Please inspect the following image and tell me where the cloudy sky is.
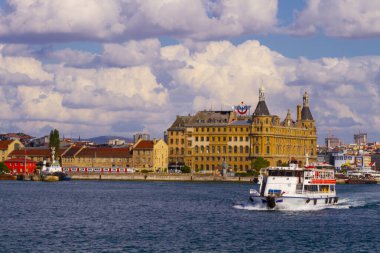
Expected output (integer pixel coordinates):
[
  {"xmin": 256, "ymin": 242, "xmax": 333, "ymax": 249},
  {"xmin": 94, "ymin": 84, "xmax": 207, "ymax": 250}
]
[{"xmin": 0, "ymin": 0, "xmax": 379, "ymax": 144}]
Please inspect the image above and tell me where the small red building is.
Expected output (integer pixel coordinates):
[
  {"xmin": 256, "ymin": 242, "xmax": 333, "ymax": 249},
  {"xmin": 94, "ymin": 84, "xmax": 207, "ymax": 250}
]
[{"xmin": 4, "ymin": 158, "xmax": 37, "ymax": 174}]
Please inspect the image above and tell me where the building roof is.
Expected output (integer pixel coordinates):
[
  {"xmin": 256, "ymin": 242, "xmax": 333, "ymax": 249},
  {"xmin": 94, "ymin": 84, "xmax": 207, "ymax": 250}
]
[
  {"xmin": 168, "ymin": 115, "xmax": 192, "ymax": 130},
  {"xmin": 9, "ymin": 148, "xmax": 66, "ymax": 157},
  {"xmin": 62, "ymin": 146, "xmax": 83, "ymax": 157},
  {"xmin": 4, "ymin": 157, "xmax": 36, "ymax": 163},
  {"xmin": 253, "ymin": 101, "xmax": 270, "ymax": 116},
  {"xmin": 134, "ymin": 140, "xmax": 154, "ymax": 150},
  {"xmin": 0, "ymin": 140, "xmax": 14, "ymax": 150},
  {"xmin": 228, "ymin": 119, "xmax": 252, "ymax": 126},
  {"xmin": 76, "ymin": 147, "xmax": 132, "ymax": 158},
  {"xmin": 301, "ymin": 106, "xmax": 314, "ymax": 120}
]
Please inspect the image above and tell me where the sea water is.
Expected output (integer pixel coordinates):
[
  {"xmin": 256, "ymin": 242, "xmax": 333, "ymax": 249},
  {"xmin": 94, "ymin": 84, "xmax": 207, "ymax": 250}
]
[{"xmin": 0, "ymin": 181, "xmax": 379, "ymax": 252}]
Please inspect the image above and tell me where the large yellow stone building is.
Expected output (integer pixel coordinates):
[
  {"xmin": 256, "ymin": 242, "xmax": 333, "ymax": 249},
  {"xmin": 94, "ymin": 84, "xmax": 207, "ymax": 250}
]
[{"xmin": 167, "ymin": 87, "xmax": 317, "ymax": 172}]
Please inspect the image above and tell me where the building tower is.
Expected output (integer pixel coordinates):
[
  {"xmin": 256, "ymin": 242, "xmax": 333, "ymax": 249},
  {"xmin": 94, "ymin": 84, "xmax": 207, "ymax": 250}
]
[{"xmin": 300, "ymin": 91, "xmax": 316, "ymax": 156}]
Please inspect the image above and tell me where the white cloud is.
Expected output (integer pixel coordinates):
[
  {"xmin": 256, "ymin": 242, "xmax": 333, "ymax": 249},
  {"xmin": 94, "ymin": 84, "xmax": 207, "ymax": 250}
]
[
  {"xmin": 0, "ymin": 0, "xmax": 278, "ymax": 42},
  {"xmin": 102, "ymin": 39, "xmax": 161, "ymax": 66},
  {"xmin": 48, "ymin": 48, "xmax": 96, "ymax": 67},
  {"xmin": 289, "ymin": 0, "xmax": 380, "ymax": 38},
  {"xmin": 0, "ymin": 39, "xmax": 379, "ymax": 142}
]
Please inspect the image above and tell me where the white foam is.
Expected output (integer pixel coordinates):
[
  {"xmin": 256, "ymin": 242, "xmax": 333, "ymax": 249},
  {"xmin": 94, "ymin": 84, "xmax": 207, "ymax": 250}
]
[{"xmin": 233, "ymin": 198, "xmax": 355, "ymax": 212}]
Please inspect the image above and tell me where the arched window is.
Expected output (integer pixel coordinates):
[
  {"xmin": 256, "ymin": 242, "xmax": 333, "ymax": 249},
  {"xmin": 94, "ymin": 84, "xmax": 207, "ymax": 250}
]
[
  {"xmin": 195, "ymin": 146, "xmax": 199, "ymax": 153},
  {"xmin": 255, "ymin": 146, "xmax": 259, "ymax": 154},
  {"xmin": 228, "ymin": 146, "xmax": 232, "ymax": 153},
  {"xmin": 206, "ymin": 146, "xmax": 209, "ymax": 153},
  {"xmin": 200, "ymin": 146, "xmax": 204, "ymax": 153},
  {"xmin": 245, "ymin": 146, "xmax": 249, "ymax": 153},
  {"xmin": 239, "ymin": 146, "xmax": 243, "ymax": 153},
  {"xmin": 234, "ymin": 146, "xmax": 237, "ymax": 153}
]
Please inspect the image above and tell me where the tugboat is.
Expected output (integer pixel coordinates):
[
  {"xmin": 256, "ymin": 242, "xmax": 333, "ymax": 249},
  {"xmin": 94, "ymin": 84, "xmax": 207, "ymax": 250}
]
[
  {"xmin": 41, "ymin": 147, "xmax": 70, "ymax": 182},
  {"xmin": 249, "ymin": 156, "xmax": 338, "ymax": 209}
]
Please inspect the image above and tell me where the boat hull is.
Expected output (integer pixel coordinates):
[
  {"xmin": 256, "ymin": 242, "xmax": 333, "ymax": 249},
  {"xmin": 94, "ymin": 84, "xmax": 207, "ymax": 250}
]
[
  {"xmin": 249, "ymin": 195, "xmax": 339, "ymax": 210},
  {"xmin": 42, "ymin": 175, "xmax": 60, "ymax": 182},
  {"xmin": 0, "ymin": 174, "xmax": 17, "ymax": 180}
]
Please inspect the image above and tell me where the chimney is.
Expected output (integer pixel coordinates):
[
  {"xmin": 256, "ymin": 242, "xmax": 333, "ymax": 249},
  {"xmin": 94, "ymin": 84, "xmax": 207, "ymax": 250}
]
[{"xmin": 297, "ymin": 104, "xmax": 301, "ymax": 121}]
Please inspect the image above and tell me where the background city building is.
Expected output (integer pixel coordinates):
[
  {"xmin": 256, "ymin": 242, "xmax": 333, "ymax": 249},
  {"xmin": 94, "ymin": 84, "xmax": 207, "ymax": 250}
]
[{"xmin": 354, "ymin": 132, "xmax": 367, "ymax": 146}]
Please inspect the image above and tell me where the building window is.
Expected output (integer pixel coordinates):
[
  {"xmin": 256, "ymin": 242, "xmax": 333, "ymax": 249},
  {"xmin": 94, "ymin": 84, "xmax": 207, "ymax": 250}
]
[
  {"xmin": 239, "ymin": 146, "xmax": 243, "ymax": 153},
  {"xmin": 245, "ymin": 146, "xmax": 249, "ymax": 153},
  {"xmin": 195, "ymin": 146, "xmax": 198, "ymax": 153},
  {"xmin": 234, "ymin": 146, "xmax": 237, "ymax": 153},
  {"xmin": 255, "ymin": 146, "xmax": 259, "ymax": 154},
  {"xmin": 266, "ymin": 146, "xmax": 270, "ymax": 154}
]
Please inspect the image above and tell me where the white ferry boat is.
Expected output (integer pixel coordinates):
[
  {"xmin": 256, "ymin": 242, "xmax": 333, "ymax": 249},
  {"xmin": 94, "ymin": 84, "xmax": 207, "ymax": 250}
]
[{"xmin": 249, "ymin": 160, "xmax": 339, "ymax": 209}]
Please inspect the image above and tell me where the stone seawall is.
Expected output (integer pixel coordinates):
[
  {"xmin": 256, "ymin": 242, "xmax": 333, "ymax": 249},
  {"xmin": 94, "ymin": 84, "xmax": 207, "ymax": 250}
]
[{"xmin": 70, "ymin": 173, "xmax": 253, "ymax": 182}]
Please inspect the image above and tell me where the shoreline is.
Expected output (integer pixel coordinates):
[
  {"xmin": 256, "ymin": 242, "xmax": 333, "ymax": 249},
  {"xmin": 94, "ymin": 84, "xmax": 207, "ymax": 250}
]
[{"xmin": 69, "ymin": 173, "xmax": 254, "ymax": 182}]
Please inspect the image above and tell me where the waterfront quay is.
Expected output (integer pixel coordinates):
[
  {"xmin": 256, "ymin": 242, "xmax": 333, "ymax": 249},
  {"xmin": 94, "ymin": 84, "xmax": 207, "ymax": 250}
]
[{"xmin": 69, "ymin": 172, "xmax": 253, "ymax": 182}]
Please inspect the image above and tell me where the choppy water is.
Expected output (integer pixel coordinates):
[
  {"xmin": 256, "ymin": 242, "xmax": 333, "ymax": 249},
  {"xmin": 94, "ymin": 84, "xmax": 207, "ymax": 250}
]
[{"xmin": 0, "ymin": 181, "xmax": 379, "ymax": 252}]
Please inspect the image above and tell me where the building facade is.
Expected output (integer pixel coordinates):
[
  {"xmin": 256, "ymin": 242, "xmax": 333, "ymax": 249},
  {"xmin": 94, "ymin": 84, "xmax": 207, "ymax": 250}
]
[
  {"xmin": 61, "ymin": 146, "xmax": 133, "ymax": 169},
  {"xmin": 354, "ymin": 133, "xmax": 367, "ymax": 146},
  {"xmin": 4, "ymin": 157, "xmax": 36, "ymax": 174},
  {"xmin": 167, "ymin": 87, "xmax": 317, "ymax": 172},
  {"xmin": 325, "ymin": 136, "xmax": 341, "ymax": 150},
  {"xmin": 0, "ymin": 140, "xmax": 24, "ymax": 162},
  {"xmin": 132, "ymin": 139, "xmax": 168, "ymax": 171}
]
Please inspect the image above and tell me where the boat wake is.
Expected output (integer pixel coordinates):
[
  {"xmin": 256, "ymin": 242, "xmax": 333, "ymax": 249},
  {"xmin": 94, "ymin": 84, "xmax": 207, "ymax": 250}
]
[{"xmin": 233, "ymin": 197, "xmax": 369, "ymax": 212}]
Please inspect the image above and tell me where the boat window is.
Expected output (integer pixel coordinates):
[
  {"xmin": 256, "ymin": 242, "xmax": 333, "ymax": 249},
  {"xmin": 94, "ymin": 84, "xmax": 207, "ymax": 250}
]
[
  {"xmin": 330, "ymin": 185, "xmax": 335, "ymax": 192},
  {"xmin": 268, "ymin": 170, "xmax": 279, "ymax": 176},
  {"xmin": 304, "ymin": 185, "xmax": 318, "ymax": 192},
  {"xmin": 285, "ymin": 171, "xmax": 293, "ymax": 177},
  {"xmin": 320, "ymin": 185, "xmax": 329, "ymax": 192}
]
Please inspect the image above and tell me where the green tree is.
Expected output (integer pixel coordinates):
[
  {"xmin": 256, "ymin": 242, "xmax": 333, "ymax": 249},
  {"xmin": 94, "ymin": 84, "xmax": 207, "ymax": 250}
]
[
  {"xmin": 180, "ymin": 165, "xmax": 191, "ymax": 174},
  {"xmin": 0, "ymin": 162, "xmax": 9, "ymax": 174},
  {"xmin": 251, "ymin": 157, "xmax": 270, "ymax": 176},
  {"xmin": 49, "ymin": 129, "xmax": 60, "ymax": 159}
]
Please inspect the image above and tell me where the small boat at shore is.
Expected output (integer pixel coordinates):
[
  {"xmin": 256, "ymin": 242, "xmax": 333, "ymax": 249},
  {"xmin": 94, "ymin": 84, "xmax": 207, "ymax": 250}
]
[
  {"xmin": 42, "ymin": 175, "xmax": 60, "ymax": 182},
  {"xmin": 0, "ymin": 174, "xmax": 17, "ymax": 180},
  {"xmin": 249, "ymin": 158, "xmax": 338, "ymax": 209}
]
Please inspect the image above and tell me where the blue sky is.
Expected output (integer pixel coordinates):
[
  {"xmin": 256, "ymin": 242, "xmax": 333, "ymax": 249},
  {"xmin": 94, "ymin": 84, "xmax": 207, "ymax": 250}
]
[{"xmin": 0, "ymin": 0, "xmax": 379, "ymax": 145}]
